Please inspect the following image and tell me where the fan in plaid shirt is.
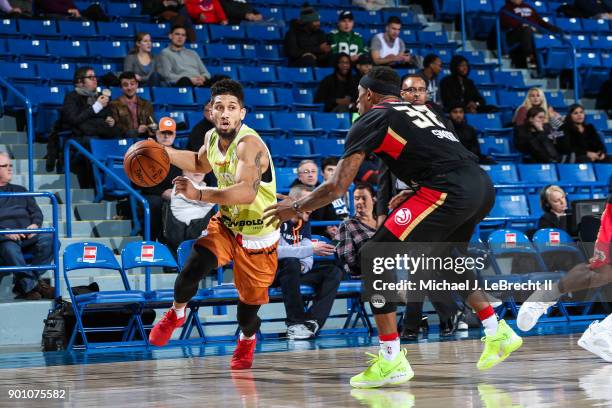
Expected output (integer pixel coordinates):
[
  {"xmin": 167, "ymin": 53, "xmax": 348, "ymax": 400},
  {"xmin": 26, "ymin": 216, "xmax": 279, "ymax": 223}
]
[{"xmin": 336, "ymin": 183, "xmax": 377, "ymax": 277}]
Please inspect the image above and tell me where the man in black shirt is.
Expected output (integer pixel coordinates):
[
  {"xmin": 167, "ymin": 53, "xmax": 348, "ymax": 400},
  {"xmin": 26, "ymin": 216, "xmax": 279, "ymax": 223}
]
[{"xmin": 265, "ymin": 67, "xmax": 522, "ymax": 388}]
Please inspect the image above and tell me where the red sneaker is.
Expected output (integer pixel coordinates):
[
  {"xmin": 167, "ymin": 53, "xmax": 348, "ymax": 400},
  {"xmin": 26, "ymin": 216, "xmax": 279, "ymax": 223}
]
[
  {"xmin": 230, "ymin": 337, "xmax": 257, "ymax": 370},
  {"xmin": 149, "ymin": 308, "xmax": 185, "ymax": 346}
]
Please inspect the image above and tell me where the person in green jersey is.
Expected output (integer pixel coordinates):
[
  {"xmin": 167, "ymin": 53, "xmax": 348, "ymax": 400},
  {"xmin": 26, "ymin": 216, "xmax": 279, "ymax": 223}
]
[
  {"xmin": 149, "ymin": 79, "xmax": 279, "ymax": 371},
  {"xmin": 328, "ymin": 11, "xmax": 366, "ymax": 64}
]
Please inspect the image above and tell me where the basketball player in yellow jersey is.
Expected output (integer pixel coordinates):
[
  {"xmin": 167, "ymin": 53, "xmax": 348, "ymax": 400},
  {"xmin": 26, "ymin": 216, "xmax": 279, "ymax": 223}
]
[{"xmin": 149, "ymin": 79, "xmax": 279, "ymax": 370}]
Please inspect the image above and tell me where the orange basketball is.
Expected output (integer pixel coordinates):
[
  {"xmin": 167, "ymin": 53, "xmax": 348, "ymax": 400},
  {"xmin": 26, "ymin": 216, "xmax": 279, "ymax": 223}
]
[{"xmin": 123, "ymin": 140, "xmax": 170, "ymax": 187}]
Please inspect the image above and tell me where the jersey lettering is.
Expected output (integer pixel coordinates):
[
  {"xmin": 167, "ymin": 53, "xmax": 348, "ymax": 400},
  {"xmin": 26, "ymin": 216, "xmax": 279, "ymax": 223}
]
[
  {"xmin": 393, "ymin": 105, "xmax": 446, "ymax": 129},
  {"xmin": 338, "ymin": 42, "xmax": 359, "ymax": 56}
]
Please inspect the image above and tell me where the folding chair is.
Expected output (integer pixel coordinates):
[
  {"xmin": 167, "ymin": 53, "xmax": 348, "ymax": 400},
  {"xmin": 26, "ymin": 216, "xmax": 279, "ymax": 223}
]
[{"xmin": 63, "ymin": 242, "xmax": 148, "ymax": 349}]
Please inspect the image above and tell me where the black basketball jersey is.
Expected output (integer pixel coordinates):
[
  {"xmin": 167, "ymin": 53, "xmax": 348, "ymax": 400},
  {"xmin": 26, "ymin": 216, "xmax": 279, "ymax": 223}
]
[{"xmin": 343, "ymin": 101, "xmax": 478, "ymax": 188}]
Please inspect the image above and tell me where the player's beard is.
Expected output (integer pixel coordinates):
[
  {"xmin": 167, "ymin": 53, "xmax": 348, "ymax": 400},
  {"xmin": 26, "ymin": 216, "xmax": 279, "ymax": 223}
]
[{"xmin": 217, "ymin": 127, "xmax": 238, "ymax": 141}]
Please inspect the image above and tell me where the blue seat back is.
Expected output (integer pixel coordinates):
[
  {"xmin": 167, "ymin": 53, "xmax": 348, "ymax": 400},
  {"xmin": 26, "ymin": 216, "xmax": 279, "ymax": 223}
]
[
  {"xmin": 479, "ymin": 138, "xmax": 512, "ymax": 155},
  {"xmin": 121, "ymin": 241, "xmax": 178, "ymax": 270},
  {"xmin": 177, "ymin": 239, "xmax": 196, "ymax": 271},
  {"xmin": 595, "ymin": 163, "xmax": 612, "ymax": 184},
  {"xmin": 275, "ymin": 167, "xmax": 298, "ymax": 192},
  {"xmin": 312, "ymin": 138, "xmax": 346, "ymax": 156},
  {"xmin": 481, "ymin": 164, "xmax": 519, "ymax": 184},
  {"xmin": 487, "ymin": 229, "xmax": 533, "ymax": 254},
  {"xmin": 272, "ymin": 112, "xmax": 314, "ymax": 131},
  {"xmin": 489, "ymin": 194, "xmax": 529, "ymax": 217},
  {"xmin": 518, "ymin": 164, "xmax": 558, "ymax": 183},
  {"xmin": 63, "ymin": 242, "xmax": 121, "ymax": 272},
  {"xmin": 58, "ymin": 20, "xmax": 98, "ymax": 37},
  {"xmin": 558, "ymin": 163, "xmax": 597, "ymax": 183}
]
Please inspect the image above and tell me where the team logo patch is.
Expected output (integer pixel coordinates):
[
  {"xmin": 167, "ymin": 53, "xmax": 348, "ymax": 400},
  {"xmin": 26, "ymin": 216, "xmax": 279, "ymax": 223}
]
[
  {"xmin": 394, "ymin": 208, "xmax": 412, "ymax": 226},
  {"xmin": 83, "ymin": 246, "xmax": 97, "ymax": 263},
  {"xmin": 140, "ymin": 244, "xmax": 154, "ymax": 261}
]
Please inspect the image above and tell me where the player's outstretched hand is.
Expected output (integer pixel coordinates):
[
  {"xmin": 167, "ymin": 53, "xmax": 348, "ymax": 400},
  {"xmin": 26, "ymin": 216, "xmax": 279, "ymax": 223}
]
[
  {"xmin": 173, "ymin": 176, "xmax": 199, "ymax": 201},
  {"xmin": 263, "ymin": 196, "xmax": 297, "ymax": 227}
]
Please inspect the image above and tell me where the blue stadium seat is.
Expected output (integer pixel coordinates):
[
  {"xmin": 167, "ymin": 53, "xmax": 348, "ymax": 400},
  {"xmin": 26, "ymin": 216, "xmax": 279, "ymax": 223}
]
[
  {"xmin": 18, "ymin": 19, "xmax": 60, "ymax": 38},
  {"xmin": 90, "ymin": 138, "xmax": 135, "ymax": 201},
  {"xmin": 121, "ymin": 241, "xmax": 178, "ymax": 295},
  {"xmin": 556, "ymin": 17, "xmax": 583, "ymax": 33},
  {"xmin": 575, "ymin": 51, "xmax": 601, "ymax": 69},
  {"xmin": 433, "ymin": 0, "xmax": 461, "ymax": 21},
  {"xmin": 255, "ymin": 44, "xmax": 285, "ymax": 65},
  {"xmin": 269, "ymin": 138, "xmax": 318, "ymax": 166},
  {"xmin": 497, "ymin": 90, "xmax": 527, "ymax": 109},
  {"xmin": 466, "ymin": 113, "xmax": 503, "ymax": 132},
  {"xmin": 312, "ymin": 112, "xmax": 351, "ymax": 138},
  {"xmin": 193, "ymin": 88, "xmax": 211, "ymax": 105},
  {"xmin": 152, "ymin": 87, "xmax": 195, "ymax": 110},
  {"xmin": 478, "ymin": 137, "xmax": 514, "ymax": 156},
  {"xmin": 582, "ymin": 18, "xmax": 610, "ymax": 33},
  {"xmin": 469, "ymin": 69, "xmax": 493, "ymax": 85},
  {"xmin": 480, "ymin": 89, "xmax": 498, "ymax": 106},
  {"xmin": 246, "ymin": 25, "xmax": 283, "ymax": 43},
  {"xmin": 518, "ymin": 163, "xmax": 558, "ymax": 184},
  {"xmin": 532, "ymin": 228, "xmax": 586, "ymax": 272},
  {"xmin": 97, "ymin": 21, "xmax": 135, "ymax": 40},
  {"xmin": 63, "ymin": 242, "xmax": 147, "ymax": 350},
  {"xmin": 528, "ymin": 194, "xmax": 544, "ymax": 218},
  {"xmin": 488, "ymin": 195, "xmax": 530, "ymax": 218},
  {"xmin": 487, "ymin": 229, "xmax": 548, "ymax": 276},
  {"xmin": 595, "ymin": 163, "xmax": 612, "ymax": 184},
  {"xmin": 292, "ymin": 88, "xmax": 324, "ymax": 111},
  {"xmin": 8, "ymin": 39, "xmax": 48, "ymax": 59},
  {"xmin": 564, "ymin": 34, "xmax": 591, "ymax": 49},
  {"xmin": 0, "ymin": 18, "xmax": 18, "ymax": 37},
  {"xmin": 244, "ymin": 88, "xmax": 285, "ymax": 111},
  {"xmin": 88, "ymin": 40, "xmax": 128, "ymax": 60},
  {"xmin": 58, "ymin": 20, "xmax": 98, "ymax": 38},
  {"xmin": 275, "ymin": 167, "xmax": 298, "ymax": 193},
  {"xmin": 272, "ymin": 112, "xmax": 324, "ymax": 137},
  {"xmin": 245, "ymin": 112, "xmax": 282, "ymax": 136},
  {"xmin": 557, "ymin": 163, "xmax": 598, "ymax": 185},
  {"xmin": 242, "ymin": 44, "xmax": 257, "ymax": 60},
  {"xmin": 590, "ymin": 34, "xmax": 612, "ymax": 50},
  {"xmin": 205, "ymin": 43, "xmax": 243, "ymax": 64},
  {"xmin": 381, "ymin": 9, "xmax": 415, "ymax": 25},
  {"xmin": 48, "ymin": 39, "xmax": 89, "ymax": 61},
  {"xmin": 311, "ymin": 138, "xmax": 345, "ymax": 157},
  {"xmin": 259, "ymin": 6, "xmax": 284, "ymax": 21},
  {"xmin": 314, "ymin": 67, "xmax": 333, "ymax": 81},
  {"xmin": 357, "ymin": 10, "xmax": 385, "ymax": 25},
  {"xmin": 209, "ymin": 25, "xmax": 247, "ymax": 42},
  {"xmin": 544, "ymin": 91, "xmax": 566, "ymax": 109},
  {"xmin": 273, "ymin": 87, "xmax": 294, "ymax": 108},
  {"xmin": 276, "ymin": 66, "xmax": 315, "ymax": 85},
  {"xmin": 184, "ymin": 42, "xmax": 205, "ymax": 59},
  {"xmin": 282, "ymin": 7, "xmax": 301, "ymax": 21},
  {"xmin": 134, "ymin": 22, "xmax": 170, "ymax": 40},
  {"xmin": 481, "ymin": 163, "xmax": 519, "ymax": 184},
  {"xmin": 192, "ymin": 24, "xmax": 210, "ymax": 43},
  {"xmin": 22, "ymin": 85, "xmax": 65, "ymax": 108},
  {"xmin": 586, "ymin": 113, "xmax": 608, "ymax": 129},
  {"xmin": 0, "ymin": 62, "xmax": 37, "ymax": 83},
  {"xmin": 208, "ymin": 65, "xmax": 239, "ymax": 80},
  {"xmin": 238, "ymin": 66, "xmax": 279, "ymax": 86},
  {"xmin": 37, "ymin": 62, "xmax": 75, "ymax": 84},
  {"xmin": 492, "ymin": 71, "xmax": 529, "ymax": 90},
  {"xmin": 107, "ymin": 2, "xmax": 144, "ymax": 19}
]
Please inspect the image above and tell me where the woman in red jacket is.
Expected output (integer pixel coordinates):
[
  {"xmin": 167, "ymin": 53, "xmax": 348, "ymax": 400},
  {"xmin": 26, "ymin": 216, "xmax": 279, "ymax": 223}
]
[{"xmin": 185, "ymin": 0, "xmax": 228, "ymax": 24}]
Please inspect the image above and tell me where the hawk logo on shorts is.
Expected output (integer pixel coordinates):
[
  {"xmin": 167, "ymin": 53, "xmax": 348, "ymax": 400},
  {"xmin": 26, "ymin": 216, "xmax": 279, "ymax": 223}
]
[
  {"xmin": 394, "ymin": 208, "xmax": 412, "ymax": 226},
  {"xmin": 83, "ymin": 246, "xmax": 97, "ymax": 263},
  {"xmin": 140, "ymin": 244, "xmax": 154, "ymax": 261}
]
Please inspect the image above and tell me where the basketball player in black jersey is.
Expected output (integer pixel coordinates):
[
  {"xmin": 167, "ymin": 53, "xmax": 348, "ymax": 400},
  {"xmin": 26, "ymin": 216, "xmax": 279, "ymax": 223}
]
[{"xmin": 264, "ymin": 67, "xmax": 522, "ymax": 388}]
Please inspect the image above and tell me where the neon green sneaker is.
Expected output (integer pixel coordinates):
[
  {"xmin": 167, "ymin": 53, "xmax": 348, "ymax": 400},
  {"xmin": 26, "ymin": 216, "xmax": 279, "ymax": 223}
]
[
  {"xmin": 477, "ymin": 384, "xmax": 521, "ymax": 408},
  {"xmin": 350, "ymin": 389, "xmax": 415, "ymax": 408},
  {"xmin": 477, "ymin": 319, "xmax": 523, "ymax": 371},
  {"xmin": 350, "ymin": 349, "xmax": 414, "ymax": 388}
]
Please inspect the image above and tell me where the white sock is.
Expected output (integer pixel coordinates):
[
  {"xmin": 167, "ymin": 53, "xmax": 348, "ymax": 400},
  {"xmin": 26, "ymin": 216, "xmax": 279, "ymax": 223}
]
[
  {"xmin": 240, "ymin": 332, "xmax": 256, "ymax": 341},
  {"xmin": 482, "ymin": 315, "xmax": 499, "ymax": 337},
  {"xmin": 172, "ymin": 305, "xmax": 186, "ymax": 319},
  {"xmin": 380, "ymin": 339, "xmax": 400, "ymax": 361}
]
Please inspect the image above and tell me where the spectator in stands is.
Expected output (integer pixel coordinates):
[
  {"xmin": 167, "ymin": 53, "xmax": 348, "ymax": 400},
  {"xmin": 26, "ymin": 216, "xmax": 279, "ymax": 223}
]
[
  {"xmin": 124, "ymin": 33, "xmax": 163, "ymax": 87},
  {"xmin": 219, "ymin": 0, "xmax": 262, "ymax": 24},
  {"xmin": 157, "ymin": 25, "xmax": 211, "ymax": 87},
  {"xmin": 185, "ymin": 0, "xmax": 228, "ymax": 24},
  {"xmin": 137, "ymin": 117, "xmax": 183, "ymax": 242},
  {"xmin": 275, "ymin": 185, "xmax": 342, "ymax": 340},
  {"xmin": 354, "ymin": 53, "xmax": 373, "ymax": 83},
  {"xmin": 163, "ymin": 170, "xmax": 214, "ymax": 255},
  {"xmin": 514, "ymin": 107, "xmax": 571, "ymax": 163},
  {"xmin": 513, "ymin": 87, "xmax": 564, "ymax": 129},
  {"xmin": 561, "ymin": 103, "xmax": 612, "ymax": 163},
  {"xmin": 370, "ymin": 17, "xmax": 419, "ymax": 68},
  {"xmin": 538, "ymin": 185, "xmax": 571, "ymax": 231},
  {"xmin": 440, "ymin": 55, "xmax": 488, "ymax": 113},
  {"xmin": 314, "ymin": 53, "xmax": 358, "ymax": 112},
  {"xmin": 352, "ymin": 0, "xmax": 394, "ymax": 11},
  {"xmin": 448, "ymin": 103, "xmax": 497, "ymax": 164},
  {"xmin": 0, "ymin": 0, "xmax": 28, "ymax": 15},
  {"xmin": 500, "ymin": 0, "xmax": 561, "ymax": 68},
  {"xmin": 419, "ymin": 54, "xmax": 442, "ymax": 105},
  {"xmin": 35, "ymin": 0, "xmax": 109, "ymax": 20},
  {"xmin": 187, "ymin": 102, "xmax": 214, "ymax": 151},
  {"xmin": 596, "ymin": 68, "xmax": 612, "ymax": 118},
  {"xmin": 573, "ymin": 0, "xmax": 612, "ymax": 19},
  {"xmin": 292, "ymin": 159, "xmax": 348, "ymax": 240},
  {"xmin": 284, "ymin": 5, "xmax": 333, "ymax": 67},
  {"xmin": 61, "ymin": 66, "xmax": 123, "ymax": 140},
  {"xmin": 142, "ymin": 0, "xmax": 197, "ymax": 43},
  {"xmin": 328, "ymin": 11, "xmax": 366, "ymax": 63},
  {"xmin": 336, "ymin": 182, "xmax": 377, "ymax": 278},
  {"xmin": 0, "ymin": 152, "xmax": 55, "ymax": 300},
  {"xmin": 109, "ymin": 72, "xmax": 155, "ymax": 138}
]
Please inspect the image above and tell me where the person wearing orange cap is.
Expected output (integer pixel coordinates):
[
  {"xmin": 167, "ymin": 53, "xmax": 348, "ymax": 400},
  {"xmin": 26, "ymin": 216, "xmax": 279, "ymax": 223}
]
[{"xmin": 134, "ymin": 116, "xmax": 183, "ymax": 242}]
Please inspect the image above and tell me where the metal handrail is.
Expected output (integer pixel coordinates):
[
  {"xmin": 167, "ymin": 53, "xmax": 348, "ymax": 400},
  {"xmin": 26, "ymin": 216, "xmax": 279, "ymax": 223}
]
[
  {"xmin": 63, "ymin": 140, "xmax": 151, "ymax": 242},
  {"xmin": 0, "ymin": 77, "xmax": 35, "ymax": 191},
  {"xmin": 0, "ymin": 191, "xmax": 60, "ymax": 298},
  {"xmin": 495, "ymin": 9, "xmax": 580, "ymax": 102}
]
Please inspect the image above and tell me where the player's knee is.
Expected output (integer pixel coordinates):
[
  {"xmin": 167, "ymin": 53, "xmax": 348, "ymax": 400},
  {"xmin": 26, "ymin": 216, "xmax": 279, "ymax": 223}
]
[
  {"xmin": 180, "ymin": 245, "xmax": 218, "ymax": 281},
  {"xmin": 371, "ymin": 301, "xmax": 397, "ymax": 315}
]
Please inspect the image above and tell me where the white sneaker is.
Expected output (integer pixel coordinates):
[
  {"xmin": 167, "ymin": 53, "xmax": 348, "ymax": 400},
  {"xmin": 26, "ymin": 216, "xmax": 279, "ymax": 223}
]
[
  {"xmin": 578, "ymin": 321, "xmax": 612, "ymax": 363},
  {"xmin": 457, "ymin": 320, "xmax": 469, "ymax": 331},
  {"xmin": 305, "ymin": 320, "xmax": 319, "ymax": 335},
  {"xmin": 516, "ymin": 301, "xmax": 557, "ymax": 332},
  {"xmin": 287, "ymin": 324, "xmax": 314, "ymax": 340}
]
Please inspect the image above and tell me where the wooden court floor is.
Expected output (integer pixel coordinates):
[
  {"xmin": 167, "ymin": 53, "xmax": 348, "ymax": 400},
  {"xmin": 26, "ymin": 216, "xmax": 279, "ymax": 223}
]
[{"xmin": 1, "ymin": 333, "xmax": 611, "ymax": 408}]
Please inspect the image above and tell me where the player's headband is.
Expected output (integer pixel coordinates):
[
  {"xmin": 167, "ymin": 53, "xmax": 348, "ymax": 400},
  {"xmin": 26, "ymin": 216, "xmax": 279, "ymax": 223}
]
[{"xmin": 359, "ymin": 75, "xmax": 401, "ymax": 97}]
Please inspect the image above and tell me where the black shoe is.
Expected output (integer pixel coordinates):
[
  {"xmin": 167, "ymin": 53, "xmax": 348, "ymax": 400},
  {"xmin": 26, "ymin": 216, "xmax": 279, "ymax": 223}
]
[
  {"xmin": 419, "ymin": 315, "xmax": 429, "ymax": 333},
  {"xmin": 400, "ymin": 328, "xmax": 418, "ymax": 341},
  {"xmin": 439, "ymin": 313, "xmax": 459, "ymax": 337}
]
